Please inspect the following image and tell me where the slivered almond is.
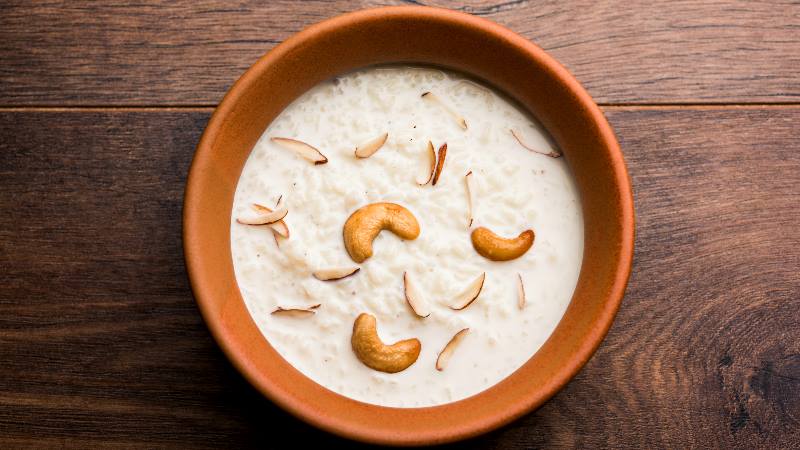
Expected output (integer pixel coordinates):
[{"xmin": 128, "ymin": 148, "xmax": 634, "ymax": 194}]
[
  {"xmin": 517, "ymin": 273, "xmax": 526, "ymax": 310},
  {"xmin": 465, "ymin": 170, "xmax": 475, "ymax": 228},
  {"xmin": 268, "ymin": 220, "xmax": 290, "ymax": 238},
  {"xmin": 421, "ymin": 92, "xmax": 467, "ymax": 130},
  {"xmin": 432, "ymin": 143, "xmax": 447, "ymax": 186},
  {"xmin": 271, "ymin": 137, "xmax": 329, "ymax": 164},
  {"xmin": 510, "ymin": 129, "xmax": 562, "ymax": 158},
  {"xmin": 436, "ymin": 328, "xmax": 470, "ymax": 371},
  {"xmin": 252, "ymin": 203, "xmax": 290, "ymax": 238},
  {"xmin": 416, "ymin": 141, "xmax": 437, "ymax": 185},
  {"xmin": 354, "ymin": 132, "xmax": 389, "ymax": 158},
  {"xmin": 312, "ymin": 267, "xmax": 360, "ymax": 281},
  {"xmin": 449, "ymin": 272, "xmax": 485, "ymax": 310},
  {"xmin": 237, "ymin": 205, "xmax": 288, "ymax": 225},
  {"xmin": 271, "ymin": 304, "xmax": 321, "ymax": 317},
  {"xmin": 403, "ymin": 272, "xmax": 431, "ymax": 318}
]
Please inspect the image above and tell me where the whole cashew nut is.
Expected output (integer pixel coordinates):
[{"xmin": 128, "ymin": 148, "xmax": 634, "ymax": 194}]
[
  {"xmin": 470, "ymin": 227, "xmax": 534, "ymax": 261},
  {"xmin": 343, "ymin": 202, "xmax": 420, "ymax": 263},
  {"xmin": 351, "ymin": 313, "xmax": 421, "ymax": 373}
]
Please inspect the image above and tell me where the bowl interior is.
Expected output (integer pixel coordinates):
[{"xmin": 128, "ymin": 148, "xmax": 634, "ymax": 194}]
[{"xmin": 184, "ymin": 6, "xmax": 633, "ymax": 446}]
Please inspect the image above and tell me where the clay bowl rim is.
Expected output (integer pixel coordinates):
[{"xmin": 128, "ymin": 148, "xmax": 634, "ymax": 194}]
[{"xmin": 184, "ymin": 5, "xmax": 634, "ymax": 447}]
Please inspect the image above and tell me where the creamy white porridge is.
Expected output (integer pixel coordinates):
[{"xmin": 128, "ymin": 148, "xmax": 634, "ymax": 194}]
[{"xmin": 230, "ymin": 66, "xmax": 583, "ymax": 407}]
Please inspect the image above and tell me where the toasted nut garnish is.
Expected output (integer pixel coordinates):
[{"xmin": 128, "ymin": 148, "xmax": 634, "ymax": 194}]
[
  {"xmin": 354, "ymin": 132, "xmax": 389, "ymax": 158},
  {"xmin": 416, "ymin": 141, "xmax": 437, "ymax": 185},
  {"xmin": 252, "ymin": 203, "xmax": 290, "ymax": 238},
  {"xmin": 271, "ymin": 137, "xmax": 329, "ymax": 164},
  {"xmin": 421, "ymin": 92, "xmax": 467, "ymax": 130},
  {"xmin": 312, "ymin": 267, "xmax": 360, "ymax": 281},
  {"xmin": 271, "ymin": 304, "xmax": 321, "ymax": 317},
  {"xmin": 449, "ymin": 273, "xmax": 486, "ymax": 310},
  {"xmin": 464, "ymin": 170, "xmax": 475, "ymax": 227},
  {"xmin": 436, "ymin": 328, "xmax": 469, "ymax": 371},
  {"xmin": 510, "ymin": 129, "xmax": 562, "ymax": 158},
  {"xmin": 351, "ymin": 313, "xmax": 421, "ymax": 373},
  {"xmin": 268, "ymin": 220, "xmax": 290, "ymax": 238},
  {"xmin": 343, "ymin": 202, "xmax": 420, "ymax": 263},
  {"xmin": 517, "ymin": 273, "xmax": 526, "ymax": 309},
  {"xmin": 403, "ymin": 272, "xmax": 431, "ymax": 318},
  {"xmin": 471, "ymin": 227, "xmax": 535, "ymax": 261},
  {"xmin": 432, "ymin": 143, "xmax": 447, "ymax": 186},
  {"xmin": 237, "ymin": 205, "xmax": 288, "ymax": 225}
]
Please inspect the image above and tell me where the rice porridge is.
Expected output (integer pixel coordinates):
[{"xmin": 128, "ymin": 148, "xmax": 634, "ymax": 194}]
[{"xmin": 230, "ymin": 66, "xmax": 583, "ymax": 407}]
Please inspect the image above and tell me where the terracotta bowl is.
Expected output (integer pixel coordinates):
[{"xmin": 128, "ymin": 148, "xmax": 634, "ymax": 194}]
[{"xmin": 184, "ymin": 5, "xmax": 634, "ymax": 446}]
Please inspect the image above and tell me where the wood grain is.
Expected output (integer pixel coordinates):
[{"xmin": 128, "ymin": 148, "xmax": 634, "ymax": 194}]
[
  {"xmin": 0, "ymin": 111, "xmax": 357, "ymax": 448},
  {"xmin": 1, "ymin": 0, "xmax": 799, "ymax": 106},
  {"xmin": 0, "ymin": 109, "xmax": 797, "ymax": 448}
]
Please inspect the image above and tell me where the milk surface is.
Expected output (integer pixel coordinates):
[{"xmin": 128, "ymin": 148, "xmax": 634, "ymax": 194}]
[{"xmin": 231, "ymin": 66, "xmax": 584, "ymax": 407}]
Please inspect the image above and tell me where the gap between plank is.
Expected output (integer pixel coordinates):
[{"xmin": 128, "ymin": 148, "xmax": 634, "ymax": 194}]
[
  {"xmin": 601, "ymin": 103, "xmax": 800, "ymax": 110},
  {"xmin": 0, "ymin": 106, "xmax": 217, "ymax": 112},
  {"xmin": 0, "ymin": 103, "xmax": 799, "ymax": 112}
]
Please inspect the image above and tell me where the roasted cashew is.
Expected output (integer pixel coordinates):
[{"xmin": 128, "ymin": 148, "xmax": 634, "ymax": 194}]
[
  {"xmin": 470, "ymin": 227, "xmax": 534, "ymax": 261},
  {"xmin": 343, "ymin": 202, "xmax": 420, "ymax": 263},
  {"xmin": 351, "ymin": 313, "xmax": 421, "ymax": 373}
]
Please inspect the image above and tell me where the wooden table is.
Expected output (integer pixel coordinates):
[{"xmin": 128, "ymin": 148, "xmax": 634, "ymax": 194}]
[{"xmin": 1, "ymin": 1, "xmax": 798, "ymax": 448}]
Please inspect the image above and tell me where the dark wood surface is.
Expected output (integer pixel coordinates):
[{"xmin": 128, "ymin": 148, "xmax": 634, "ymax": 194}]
[
  {"xmin": 1, "ymin": 1, "xmax": 798, "ymax": 448},
  {"xmin": 2, "ymin": 0, "xmax": 799, "ymax": 105}
]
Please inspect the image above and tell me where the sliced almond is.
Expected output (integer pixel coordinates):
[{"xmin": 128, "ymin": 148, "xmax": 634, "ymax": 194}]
[
  {"xmin": 421, "ymin": 92, "xmax": 467, "ymax": 130},
  {"xmin": 517, "ymin": 273, "xmax": 526, "ymax": 310},
  {"xmin": 403, "ymin": 272, "xmax": 431, "ymax": 318},
  {"xmin": 436, "ymin": 328, "xmax": 470, "ymax": 371},
  {"xmin": 465, "ymin": 170, "xmax": 475, "ymax": 228},
  {"xmin": 271, "ymin": 137, "xmax": 329, "ymax": 164},
  {"xmin": 271, "ymin": 304, "xmax": 321, "ymax": 317},
  {"xmin": 416, "ymin": 141, "xmax": 437, "ymax": 185},
  {"xmin": 510, "ymin": 129, "xmax": 562, "ymax": 158},
  {"xmin": 252, "ymin": 203, "xmax": 290, "ymax": 238},
  {"xmin": 432, "ymin": 143, "xmax": 447, "ymax": 186},
  {"xmin": 268, "ymin": 220, "xmax": 290, "ymax": 238},
  {"xmin": 237, "ymin": 205, "xmax": 288, "ymax": 225},
  {"xmin": 312, "ymin": 267, "xmax": 360, "ymax": 281},
  {"xmin": 449, "ymin": 272, "xmax": 485, "ymax": 310},
  {"xmin": 354, "ymin": 132, "xmax": 389, "ymax": 158}
]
